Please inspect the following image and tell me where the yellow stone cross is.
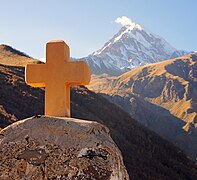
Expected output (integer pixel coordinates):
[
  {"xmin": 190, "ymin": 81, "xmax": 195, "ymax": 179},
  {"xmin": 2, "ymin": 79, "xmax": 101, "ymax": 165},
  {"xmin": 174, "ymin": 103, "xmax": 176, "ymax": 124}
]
[{"xmin": 25, "ymin": 40, "xmax": 91, "ymax": 117}]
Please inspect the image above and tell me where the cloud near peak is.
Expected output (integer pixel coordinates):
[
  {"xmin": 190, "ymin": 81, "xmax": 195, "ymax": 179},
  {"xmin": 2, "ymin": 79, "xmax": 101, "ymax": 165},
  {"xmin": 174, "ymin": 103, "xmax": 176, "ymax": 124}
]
[{"xmin": 115, "ymin": 16, "xmax": 134, "ymax": 27}]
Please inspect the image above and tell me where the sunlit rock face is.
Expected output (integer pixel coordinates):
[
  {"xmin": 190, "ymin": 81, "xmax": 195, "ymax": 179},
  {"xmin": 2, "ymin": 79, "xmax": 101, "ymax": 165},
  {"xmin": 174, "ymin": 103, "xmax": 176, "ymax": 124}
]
[{"xmin": 0, "ymin": 116, "xmax": 129, "ymax": 179}]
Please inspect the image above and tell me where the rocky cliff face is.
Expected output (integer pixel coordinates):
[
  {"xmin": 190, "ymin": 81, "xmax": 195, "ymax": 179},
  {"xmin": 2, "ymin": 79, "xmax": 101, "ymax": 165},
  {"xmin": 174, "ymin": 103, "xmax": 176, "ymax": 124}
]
[
  {"xmin": 87, "ymin": 54, "xmax": 197, "ymax": 160},
  {"xmin": 0, "ymin": 116, "xmax": 129, "ymax": 179}
]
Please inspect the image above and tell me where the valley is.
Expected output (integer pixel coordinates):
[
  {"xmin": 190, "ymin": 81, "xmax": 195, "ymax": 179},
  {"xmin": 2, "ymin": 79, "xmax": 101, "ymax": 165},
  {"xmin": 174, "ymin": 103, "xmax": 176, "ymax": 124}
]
[{"xmin": 87, "ymin": 54, "xmax": 197, "ymax": 160}]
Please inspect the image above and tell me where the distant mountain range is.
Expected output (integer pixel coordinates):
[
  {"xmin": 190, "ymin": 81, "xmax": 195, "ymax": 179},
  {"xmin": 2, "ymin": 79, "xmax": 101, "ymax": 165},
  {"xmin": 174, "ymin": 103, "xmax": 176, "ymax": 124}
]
[
  {"xmin": 88, "ymin": 54, "xmax": 197, "ymax": 160},
  {"xmin": 0, "ymin": 47, "xmax": 197, "ymax": 178},
  {"xmin": 76, "ymin": 22, "xmax": 188, "ymax": 75}
]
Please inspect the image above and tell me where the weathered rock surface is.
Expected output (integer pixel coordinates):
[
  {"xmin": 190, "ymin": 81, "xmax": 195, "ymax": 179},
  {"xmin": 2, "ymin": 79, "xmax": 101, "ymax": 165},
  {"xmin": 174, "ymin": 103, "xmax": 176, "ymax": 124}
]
[{"xmin": 0, "ymin": 116, "xmax": 129, "ymax": 179}]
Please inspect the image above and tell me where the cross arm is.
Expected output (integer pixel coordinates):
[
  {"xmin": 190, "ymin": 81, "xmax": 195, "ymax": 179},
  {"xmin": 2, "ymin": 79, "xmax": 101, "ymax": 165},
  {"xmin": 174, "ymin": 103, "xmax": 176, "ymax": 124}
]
[
  {"xmin": 25, "ymin": 64, "xmax": 46, "ymax": 87},
  {"xmin": 63, "ymin": 61, "xmax": 91, "ymax": 85}
]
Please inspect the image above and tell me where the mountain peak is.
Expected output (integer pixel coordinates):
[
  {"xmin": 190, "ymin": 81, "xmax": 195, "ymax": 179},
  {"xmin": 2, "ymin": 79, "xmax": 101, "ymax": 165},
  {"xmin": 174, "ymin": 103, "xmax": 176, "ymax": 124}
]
[
  {"xmin": 124, "ymin": 23, "xmax": 143, "ymax": 31},
  {"xmin": 112, "ymin": 23, "xmax": 144, "ymax": 44},
  {"xmin": 91, "ymin": 23, "xmax": 143, "ymax": 57},
  {"xmin": 77, "ymin": 19, "xmax": 188, "ymax": 76}
]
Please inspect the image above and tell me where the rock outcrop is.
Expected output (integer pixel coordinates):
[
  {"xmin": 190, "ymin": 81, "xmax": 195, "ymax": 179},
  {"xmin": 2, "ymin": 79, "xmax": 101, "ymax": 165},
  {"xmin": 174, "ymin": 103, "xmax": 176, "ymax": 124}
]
[{"xmin": 0, "ymin": 116, "xmax": 129, "ymax": 179}]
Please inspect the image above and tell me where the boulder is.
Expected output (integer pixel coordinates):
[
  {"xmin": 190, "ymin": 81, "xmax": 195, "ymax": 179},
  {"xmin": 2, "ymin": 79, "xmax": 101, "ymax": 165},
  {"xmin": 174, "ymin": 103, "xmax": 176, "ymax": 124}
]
[{"xmin": 0, "ymin": 116, "xmax": 129, "ymax": 179}]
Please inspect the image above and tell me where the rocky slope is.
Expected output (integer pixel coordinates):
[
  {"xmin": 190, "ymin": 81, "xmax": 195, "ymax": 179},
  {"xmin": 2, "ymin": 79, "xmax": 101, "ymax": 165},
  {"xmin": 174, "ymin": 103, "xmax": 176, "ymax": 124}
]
[
  {"xmin": 0, "ymin": 48, "xmax": 196, "ymax": 178},
  {"xmin": 87, "ymin": 54, "xmax": 197, "ymax": 160},
  {"xmin": 76, "ymin": 23, "xmax": 187, "ymax": 76}
]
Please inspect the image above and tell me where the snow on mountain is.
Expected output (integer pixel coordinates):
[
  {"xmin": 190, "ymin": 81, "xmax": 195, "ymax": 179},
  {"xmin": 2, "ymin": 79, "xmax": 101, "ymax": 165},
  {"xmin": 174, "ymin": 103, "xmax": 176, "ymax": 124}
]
[
  {"xmin": 192, "ymin": 50, "xmax": 197, "ymax": 55},
  {"xmin": 76, "ymin": 20, "xmax": 188, "ymax": 76}
]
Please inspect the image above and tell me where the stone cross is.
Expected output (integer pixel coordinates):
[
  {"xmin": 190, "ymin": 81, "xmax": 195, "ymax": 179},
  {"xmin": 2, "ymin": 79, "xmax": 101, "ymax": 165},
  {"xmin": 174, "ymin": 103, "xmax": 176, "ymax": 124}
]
[{"xmin": 25, "ymin": 40, "xmax": 91, "ymax": 117}]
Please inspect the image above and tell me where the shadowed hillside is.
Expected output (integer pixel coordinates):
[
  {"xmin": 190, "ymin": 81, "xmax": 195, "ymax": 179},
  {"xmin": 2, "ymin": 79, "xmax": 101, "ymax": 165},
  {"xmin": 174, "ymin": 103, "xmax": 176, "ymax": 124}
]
[{"xmin": 0, "ymin": 63, "xmax": 197, "ymax": 179}]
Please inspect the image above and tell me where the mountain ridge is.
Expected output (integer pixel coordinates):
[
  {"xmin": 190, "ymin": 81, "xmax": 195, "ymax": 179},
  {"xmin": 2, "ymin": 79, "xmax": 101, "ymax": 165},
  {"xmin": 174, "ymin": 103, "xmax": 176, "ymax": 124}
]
[
  {"xmin": 76, "ymin": 23, "xmax": 188, "ymax": 75},
  {"xmin": 0, "ymin": 44, "xmax": 42, "ymax": 66}
]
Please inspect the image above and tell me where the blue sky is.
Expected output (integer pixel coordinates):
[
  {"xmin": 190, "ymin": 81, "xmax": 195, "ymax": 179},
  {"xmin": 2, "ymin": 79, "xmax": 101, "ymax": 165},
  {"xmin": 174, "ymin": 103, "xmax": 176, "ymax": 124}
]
[{"xmin": 0, "ymin": 0, "xmax": 196, "ymax": 59}]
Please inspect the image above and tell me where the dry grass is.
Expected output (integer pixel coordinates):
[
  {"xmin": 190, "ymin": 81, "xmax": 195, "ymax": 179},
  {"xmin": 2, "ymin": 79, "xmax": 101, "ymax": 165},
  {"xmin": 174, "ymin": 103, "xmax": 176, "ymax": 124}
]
[{"xmin": 0, "ymin": 45, "xmax": 41, "ymax": 66}]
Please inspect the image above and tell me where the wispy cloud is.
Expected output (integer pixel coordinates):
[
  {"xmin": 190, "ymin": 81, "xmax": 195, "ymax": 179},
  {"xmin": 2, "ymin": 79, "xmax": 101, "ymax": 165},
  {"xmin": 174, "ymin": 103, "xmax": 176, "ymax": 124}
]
[{"xmin": 115, "ymin": 16, "xmax": 134, "ymax": 27}]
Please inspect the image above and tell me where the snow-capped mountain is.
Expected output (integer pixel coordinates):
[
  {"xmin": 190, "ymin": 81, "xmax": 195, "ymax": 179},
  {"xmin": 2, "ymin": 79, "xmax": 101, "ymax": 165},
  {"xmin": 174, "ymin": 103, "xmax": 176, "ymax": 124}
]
[{"xmin": 77, "ymin": 22, "xmax": 188, "ymax": 76}]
